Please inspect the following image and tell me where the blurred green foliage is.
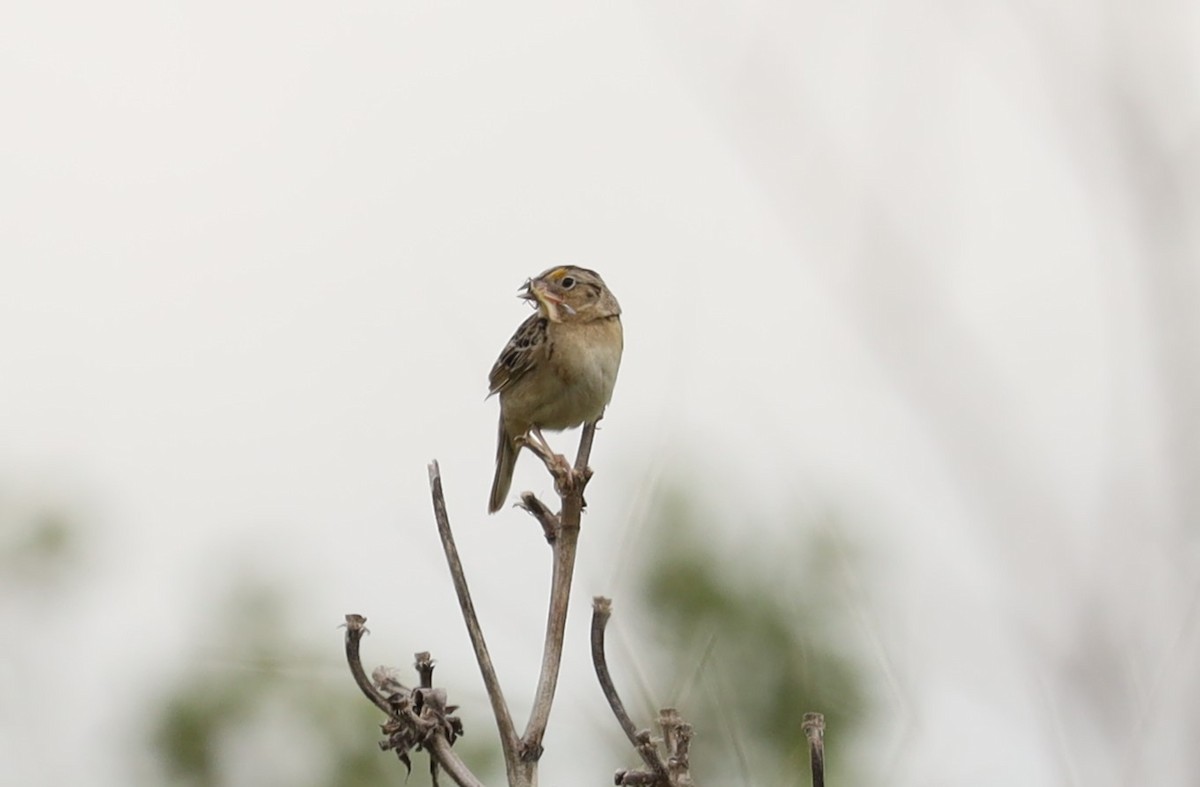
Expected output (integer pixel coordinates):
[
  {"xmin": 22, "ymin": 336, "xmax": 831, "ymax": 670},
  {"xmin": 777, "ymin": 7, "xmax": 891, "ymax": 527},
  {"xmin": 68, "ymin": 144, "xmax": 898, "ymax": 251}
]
[
  {"xmin": 147, "ymin": 582, "xmax": 502, "ymax": 787},
  {"xmin": 631, "ymin": 489, "xmax": 872, "ymax": 785},
  {"xmin": 0, "ymin": 488, "xmax": 81, "ymax": 587},
  {"xmin": 143, "ymin": 486, "xmax": 874, "ymax": 787}
]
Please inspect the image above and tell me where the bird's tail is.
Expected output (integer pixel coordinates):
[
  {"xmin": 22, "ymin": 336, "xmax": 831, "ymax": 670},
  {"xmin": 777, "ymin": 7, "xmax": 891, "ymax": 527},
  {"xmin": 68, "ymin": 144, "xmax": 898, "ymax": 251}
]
[{"xmin": 489, "ymin": 420, "xmax": 517, "ymax": 514}]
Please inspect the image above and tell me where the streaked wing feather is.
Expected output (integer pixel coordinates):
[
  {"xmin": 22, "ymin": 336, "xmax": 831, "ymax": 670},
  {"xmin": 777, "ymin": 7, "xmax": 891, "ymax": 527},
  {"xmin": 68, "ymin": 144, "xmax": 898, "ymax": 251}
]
[{"xmin": 488, "ymin": 314, "xmax": 546, "ymax": 395}]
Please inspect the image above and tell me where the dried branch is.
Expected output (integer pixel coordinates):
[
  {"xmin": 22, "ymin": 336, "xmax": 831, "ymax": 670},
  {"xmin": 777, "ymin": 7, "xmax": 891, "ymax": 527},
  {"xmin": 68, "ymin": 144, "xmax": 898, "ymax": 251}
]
[
  {"xmin": 428, "ymin": 461, "xmax": 522, "ymax": 782},
  {"xmin": 519, "ymin": 419, "xmax": 598, "ymax": 759},
  {"xmin": 803, "ymin": 712, "xmax": 825, "ymax": 787},
  {"xmin": 342, "ymin": 617, "xmax": 479, "ymax": 787},
  {"xmin": 590, "ymin": 597, "xmax": 645, "ymax": 748},
  {"xmin": 343, "ymin": 614, "xmax": 392, "ymax": 715},
  {"xmin": 659, "ymin": 709, "xmax": 694, "ymax": 787},
  {"xmin": 426, "ymin": 734, "xmax": 484, "ymax": 787},
  {"xmin": 348, "ymin": 416, "xmax": 615, "ymax": 786},
  {"xmin": 590, "ymin": 597, "xmax": 695, "ymax": 787},
  {"xmin": 516, "ymin": 491, "xmax": 559, "ymax": 543}
]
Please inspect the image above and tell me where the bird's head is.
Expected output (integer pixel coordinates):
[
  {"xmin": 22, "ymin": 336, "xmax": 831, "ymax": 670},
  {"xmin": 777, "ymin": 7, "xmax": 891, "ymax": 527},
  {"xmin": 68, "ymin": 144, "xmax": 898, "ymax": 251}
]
[{"xmin": 520, "ymin": 266, "xmax": 620, "ymax": 323}]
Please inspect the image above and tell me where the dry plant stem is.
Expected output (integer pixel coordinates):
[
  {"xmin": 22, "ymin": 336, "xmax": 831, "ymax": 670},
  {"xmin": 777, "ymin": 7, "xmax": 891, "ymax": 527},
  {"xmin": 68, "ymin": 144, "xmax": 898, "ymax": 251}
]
[
  {"xmin": 343, "ymin": 614, "xmax": 393, "ymax": 715},
  {"xmin": 659, "ymin": 709, "xmax": 694, "ymax": 787},
  {"xmin": 591, "ymin": 598, "xmax": 696, "ymax": 786},
  {"xmin": 428, "ymin": 461, "xmax": 522, "ymax": 782},
  {"xmin": 343, "ymin": 617, "xmax": 481, "ymax": 787},
  {"xmin": 591, "ymin": 597, "xmax": 670, "ymax": 778},
  {"xmin": 518, "ymin": 491, "xmax": 560, "ymax": 543},
  {"xmin": 426, "ymin": 734, "xmax": 486, "ymax": 787},
  {"xmin": 803, "ymin": 712, "xmax": 826, "ymax": 787},
  {"xmin": 574, "ymin": 416, "xmax": 598, "ymax": 471},
  {"xmin": 519, "ymin": 419, "xmax": 598, "ymax": 759},
  {"xmin": 590, "ymin": 598, "xmax": 643, "ymax": 745}
]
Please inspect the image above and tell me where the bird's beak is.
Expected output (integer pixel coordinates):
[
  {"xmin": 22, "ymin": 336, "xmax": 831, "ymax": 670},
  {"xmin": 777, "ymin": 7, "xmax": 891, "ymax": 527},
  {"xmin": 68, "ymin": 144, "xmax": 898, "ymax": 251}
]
[{"xmin": 521, "ymin": 278, "xmax": 573, "ymax": 320}]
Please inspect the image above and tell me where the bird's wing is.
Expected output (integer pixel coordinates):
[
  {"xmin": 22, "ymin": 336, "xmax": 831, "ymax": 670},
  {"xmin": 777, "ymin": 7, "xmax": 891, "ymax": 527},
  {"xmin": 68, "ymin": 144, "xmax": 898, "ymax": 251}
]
[{"xmin": 488, "ymin": 313, "xmax": 547, "ymax": 396}]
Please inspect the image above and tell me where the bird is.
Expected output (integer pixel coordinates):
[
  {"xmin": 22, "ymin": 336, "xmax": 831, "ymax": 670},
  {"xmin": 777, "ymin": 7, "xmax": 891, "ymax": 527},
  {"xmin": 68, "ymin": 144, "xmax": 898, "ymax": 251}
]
[{"xmin": 487, "ymin": 266, "xmax": 623, "ymax": 513}]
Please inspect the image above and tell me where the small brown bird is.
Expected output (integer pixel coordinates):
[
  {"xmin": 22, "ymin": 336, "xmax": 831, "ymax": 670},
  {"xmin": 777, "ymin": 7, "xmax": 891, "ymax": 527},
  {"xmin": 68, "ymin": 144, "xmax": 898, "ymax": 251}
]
[{"xmin": 487, "ymin": 266, "xmax": 623, "ymax": 513}]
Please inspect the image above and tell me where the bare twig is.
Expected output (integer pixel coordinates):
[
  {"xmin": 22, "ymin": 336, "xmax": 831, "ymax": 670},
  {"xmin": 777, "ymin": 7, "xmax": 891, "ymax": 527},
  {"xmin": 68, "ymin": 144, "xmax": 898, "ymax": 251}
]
[
  {"xmin": 426, "ymin": 734, "xmax": 486, "ymax": 787},
  {"xmin": 659, "ymin": 709, "xmax": 694, "ymax": 787},
  {"xmin": 517, "ymin": 491, "xmax": 560, "ymax": 543},
  {"xmin": 343, "ymin": 614, "xmax": 393, "ymax": 715},
  {"xmin": 612, "ymin": 735, "xmax": 670, "ymax": 786},
  {"xmin": 415, "ymin": 650, "xmax": 436, "ymax": 688},
  {"xmin": 520, "ymin": 521, "xmax": 579, "ymax": 760},
  {"xmin": 519, "ymin": 419, "xmax": 599, "ymax": 759},
  {"xmin": 574, "ymin": 416, "xmax": 599, "ymax": 471},
  {"xmin": 590, "ymin": 597, "xmax": 645, "ymax": 747},
  {"xmin": 591, "ymin": 597, "xmax": 696, "ymax": 787},
  {"xmin": 342, "ymin": 618, "xmax": 480, "ymax": 787},
  {"xmin": 803, "ymin": 712, "xmax": 825, "ymax": 787},
  {"xmin": 351, "ymin": 416, "xmax": 609, "ymax": 785},
  {"xmin": 428, "ymin": 461, "xmax": 522, "ymax": 782}
]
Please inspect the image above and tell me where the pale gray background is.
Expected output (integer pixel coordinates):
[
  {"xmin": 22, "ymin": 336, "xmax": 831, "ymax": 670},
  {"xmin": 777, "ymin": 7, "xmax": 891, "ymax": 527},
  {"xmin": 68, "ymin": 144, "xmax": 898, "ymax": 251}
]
[{"xmin": 3, "ymin": 2, "xmax": 1199, "ymax": 785}]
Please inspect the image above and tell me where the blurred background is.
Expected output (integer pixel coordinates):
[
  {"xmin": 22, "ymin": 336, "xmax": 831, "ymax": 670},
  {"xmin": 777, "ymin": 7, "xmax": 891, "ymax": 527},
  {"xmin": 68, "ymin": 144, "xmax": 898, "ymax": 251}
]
[{"xmin": 3, "ymin": 2, "xmax": 1198, "ymax": 785}]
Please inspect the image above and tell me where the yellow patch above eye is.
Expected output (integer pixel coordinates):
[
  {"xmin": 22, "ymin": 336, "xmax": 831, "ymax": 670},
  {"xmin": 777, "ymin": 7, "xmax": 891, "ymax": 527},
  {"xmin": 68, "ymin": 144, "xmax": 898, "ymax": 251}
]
[{"xmin": 546, "ymin": 267, "xmax": 570, "ymax": 282}]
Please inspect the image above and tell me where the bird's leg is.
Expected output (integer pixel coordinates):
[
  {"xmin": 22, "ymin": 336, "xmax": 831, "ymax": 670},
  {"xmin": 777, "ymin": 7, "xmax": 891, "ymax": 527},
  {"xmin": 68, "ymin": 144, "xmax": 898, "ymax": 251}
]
[
  {"xmin": 515, "ymin": 429, "xmax": 549, "ymax": 463},
  {"xmin": 518, "ymin": 427, "xmax": 574, "ymax": 494},
  {"xmin": 532, "ymin": 427, "xmax": 573, "ymax": 482},
  {"xmin": 529, "ymin": 426, "xmax": 554, "ymax": 454},
  {"xmin": 532, "ymin": 427, "xmax": 573, "ymax": 478}
]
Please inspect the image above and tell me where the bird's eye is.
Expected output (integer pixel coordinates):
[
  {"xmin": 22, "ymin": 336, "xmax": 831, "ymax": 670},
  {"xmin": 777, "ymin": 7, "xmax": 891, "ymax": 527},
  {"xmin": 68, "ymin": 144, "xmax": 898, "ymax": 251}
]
[{"xmin": 560, "ymin": 276, "xmax": 576, "ymax": 289}]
